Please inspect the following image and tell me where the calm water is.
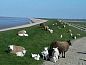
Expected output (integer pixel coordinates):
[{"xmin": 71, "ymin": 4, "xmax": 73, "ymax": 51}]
[{"xmin": 0, "ymin": 17, "xmax": 32, "ymax": 29}]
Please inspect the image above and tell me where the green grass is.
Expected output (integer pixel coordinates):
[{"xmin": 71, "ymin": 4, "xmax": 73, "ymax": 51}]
[{"xmin": 0, "ymin": 19, "xmax": 86, "ymax": 65}]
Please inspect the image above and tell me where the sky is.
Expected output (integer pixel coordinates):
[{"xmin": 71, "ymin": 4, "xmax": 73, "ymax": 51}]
[{"xmin": 0, "ymin": 0, "xmax": 86, "ymax": 19}]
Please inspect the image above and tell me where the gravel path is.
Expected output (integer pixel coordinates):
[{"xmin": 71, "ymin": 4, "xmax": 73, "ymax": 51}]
[{"xmin": 42, "ymin": 37, "xmax": 86, "ymax": 65}]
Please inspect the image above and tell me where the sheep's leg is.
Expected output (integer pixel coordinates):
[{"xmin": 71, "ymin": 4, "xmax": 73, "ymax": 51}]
[
  {"xmin": 62, "ymin": 52, "xmax": 64, "ymax": 58},
  {"xmin": 63, "ymin": 52, "xmax": 65, "ymax": 58}
]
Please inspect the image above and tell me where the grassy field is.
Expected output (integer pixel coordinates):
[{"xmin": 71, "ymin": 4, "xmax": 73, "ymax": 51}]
[{"xmin": 0, "ymin": 19, "xmax": 86, "ymax": 65}]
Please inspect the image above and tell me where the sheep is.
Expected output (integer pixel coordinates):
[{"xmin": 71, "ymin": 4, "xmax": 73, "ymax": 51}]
[
  {"xmin": 48, "ymin": 29, "xmax": 53, "ymax": 33},
  {"xmin": 41, "ymin": 47, "xmax": 49, "ymax": 60},
  {"xmin": 50, "ymin": 47, "xmax": 59, "ymax": 63},
  {"xmin": 70, "ymin": 33, "xmax": 73, "ymax": 36},
  {"xmin": 31, "ymin": 53, "xmax": 37, "ymax": 58},
  {"xmin": 18, "ymin": 30, "xmax": 28, "ymax": 36},
  {"xmin": 50, "ymin": 40, "xmax": 71, "ymax": 58},
  {"xmin": 18, "ymin": 30, "xmax": 26, "ymax": 34},
  {"xmin": 44, "ymin": 26, "xmax": 49, "ymax": 31},
  {"xmin": 60, "ymin": 35, "xmax": 63, "ymax": 38},
  {"xmin": 68, "ymin": 29, "xmax": 72, "ymax": 33},
  {"xmin": 8, "ymin": 45, "xmax": 26, "ymax": 56},
  {"xmin": 55, "ymin": 23, "xmax": 57, "ymax": 25},
  {"xmin": 52, "ymin": 24, "xmax": 55, "ymax": 25},
  {"xmin": 34, "ymin": 54, "xmax": 40, "ymax": 60},
  {"xmin": 63, "ymin": 25, "xmax": 66, "ymax": 28},
  {"xmin": 73, "ymin": 36, "xmax": 77, "ymax": 39},
  {"xmin": 31, "ymin": 53, "xmax": 40, "ymax": 60}
]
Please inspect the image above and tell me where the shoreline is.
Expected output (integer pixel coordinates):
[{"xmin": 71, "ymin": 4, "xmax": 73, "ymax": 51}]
[{"xmin": 0, "ymin": 19, "xmax": 48, "ymax": 32}]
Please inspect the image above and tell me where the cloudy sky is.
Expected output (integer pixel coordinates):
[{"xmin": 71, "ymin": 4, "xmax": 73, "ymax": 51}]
[{"xmin": 0, "ymin": 0, "xmax": 86, "ymax": 19}]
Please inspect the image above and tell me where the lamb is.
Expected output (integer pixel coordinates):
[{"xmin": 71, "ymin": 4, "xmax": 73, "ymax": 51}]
[
  {"xmin": 48, "ymin": 29, "xmax": 53, "ymax": 33},
  {"xmin": 50, "ymin": 40, "xmax": 71, "ymax": 58},
  {"xmin": 31, "ymin": 53, "xmax": 40, "ymax": 60},
  {"xmin": 41, "ymin": 47, "xmax": 49, "ymax": 60},
  {"xmin": 8, "ymin": 45, "xmax": 26, "ymax": 57},
  {"xmin": 50, "ymin": 47, "xmax": 59, "ymax": 63}
]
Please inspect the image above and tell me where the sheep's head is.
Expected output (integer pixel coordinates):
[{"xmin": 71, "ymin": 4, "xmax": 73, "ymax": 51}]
[
  {"xmin": 8, "ymin": 45, "xmax": 14, "ymax": 50},
  {"xmin": 67, "ymin": 40, "xmax": 72, "ymax": 46},
  {"xmin": 53, "ymin": 47, "xmax": 58, "ymax": 52},
  {"xmin": 44, "ymin": 47, "xmax": 48, "ymax": 51}
]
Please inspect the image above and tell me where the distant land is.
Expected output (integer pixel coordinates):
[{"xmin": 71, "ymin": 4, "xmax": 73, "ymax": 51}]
[{"xmin": 37, "ymin": 18, "xmax": 86, "ymax": 22}]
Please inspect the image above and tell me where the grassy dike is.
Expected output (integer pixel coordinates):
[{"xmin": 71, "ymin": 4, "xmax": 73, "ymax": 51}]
[{"xmin": 0, "ymin": 19, "xmax": 86, "ymax": 65}]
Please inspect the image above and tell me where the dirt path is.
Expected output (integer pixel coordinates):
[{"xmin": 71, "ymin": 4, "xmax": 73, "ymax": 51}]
[{"xmin": 42, "ymin": 37, "xmax": 86, "ymax": 65}]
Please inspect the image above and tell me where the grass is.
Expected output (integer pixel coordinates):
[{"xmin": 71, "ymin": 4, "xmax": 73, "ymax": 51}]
[{"xmin": 0, "ymin": 19, "xmax": 86, "ymax": 65}]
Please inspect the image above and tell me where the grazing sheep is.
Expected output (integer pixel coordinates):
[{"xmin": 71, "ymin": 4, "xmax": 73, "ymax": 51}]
[
  {"xmin": 8, "ymin": 45, "xmax": 26, "ymax": 56},
  {"xmin": 41, "ymin": 47, "xmax": 49, "ymax": 60},
  {"xmin": 50, "ymin": 40, "xmax": 71, "ymax": 58},
  {"xmin": 50, "ymin": 47, "xmax": 59, "ymax": 63},
  {"xmin": 48, "ymin": 29, "xmax": 53, "ymax": 33}
]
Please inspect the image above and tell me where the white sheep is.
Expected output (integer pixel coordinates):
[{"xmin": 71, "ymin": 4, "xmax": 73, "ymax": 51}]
[
  {"xmin": 48, "ymin": 29, "xmax": 53, "ymax": 33},
  {"xmin": 41, "ymin": 47, "xmax": 49, "ymax": 60},
  {"xmin": 18, "ymin": 34, "xmax": 24, "ymax": 36},
  {"xmin": 34, "ymin": 54, "xmax": 40, "ymax": 60},
  {"xmin": 31, "ymin": 53, "xmax": 40, "ymax": 60},
  {"xmin": 70, "ymin": 33, "xmax": 73, "ymax": 36},
  {"xmin": 18, "ymin": 30, "xmax": 28, "ymax": 36},
  {"xmin": 53, "ymin": 24, "xmax": 55, "ymax": 25},
  {"xmin": 72, "ymin": 36, "xmax": 76, "ymax": 39},
  {"xmin": 74, "ymin": 36, "xmax": 76, "ymax": 39},
  {"xmin": 50, "ymin": 47, "xmax": 59, "ymax": 63},
  {"xmin": 60, "ymin": 35, "xmax": 63, "ymax": 38}
]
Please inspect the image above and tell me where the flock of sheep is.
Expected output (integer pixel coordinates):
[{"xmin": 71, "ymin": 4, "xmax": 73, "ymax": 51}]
[{"xmin": 7, "ymin": 21, "xmax": 81, "ymax": 63}]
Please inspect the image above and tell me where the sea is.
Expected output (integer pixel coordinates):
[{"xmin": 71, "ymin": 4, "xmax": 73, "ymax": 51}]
[{"xmin": 0, "ymin": 17, "xmax": 32, "ymax": 29}]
